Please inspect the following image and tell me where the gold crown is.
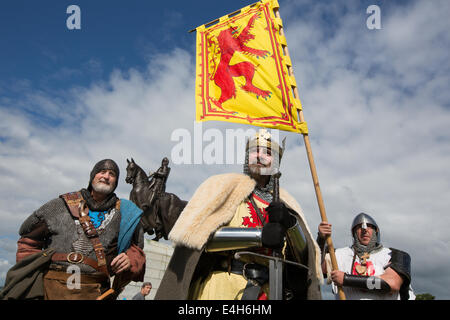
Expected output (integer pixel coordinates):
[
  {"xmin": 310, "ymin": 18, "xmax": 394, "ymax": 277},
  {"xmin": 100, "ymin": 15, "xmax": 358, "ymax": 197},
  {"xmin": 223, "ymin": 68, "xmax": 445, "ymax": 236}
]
[{"xmin": 246, "ymin": 129, "xmax": 285, "ymax": 158}]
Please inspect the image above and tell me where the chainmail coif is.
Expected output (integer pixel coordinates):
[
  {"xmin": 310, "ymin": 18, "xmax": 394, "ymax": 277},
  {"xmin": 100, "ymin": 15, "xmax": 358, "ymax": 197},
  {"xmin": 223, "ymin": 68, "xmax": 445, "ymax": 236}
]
[{"xmin": 352, "ymin": 231, "xmax": 383, "ymax": 258}]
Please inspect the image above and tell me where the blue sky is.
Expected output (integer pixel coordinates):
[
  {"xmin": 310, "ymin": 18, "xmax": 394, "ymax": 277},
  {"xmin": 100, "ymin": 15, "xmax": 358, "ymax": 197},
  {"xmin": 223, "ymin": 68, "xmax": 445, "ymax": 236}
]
[
  {"xmin": 1, "ymin": 0, "xmax": 449, "ymax": 300},
  {"xmin": 0, "ymin": 1, "xmax": 265, "ymax": 93}
]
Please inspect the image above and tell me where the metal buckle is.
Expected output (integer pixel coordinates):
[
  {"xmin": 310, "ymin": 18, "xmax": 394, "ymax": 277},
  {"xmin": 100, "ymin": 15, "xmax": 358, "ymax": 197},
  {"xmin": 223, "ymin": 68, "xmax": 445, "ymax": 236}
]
[{"xmin": 67, "ymin": 252, "xmax": 84, "ymax": 264}]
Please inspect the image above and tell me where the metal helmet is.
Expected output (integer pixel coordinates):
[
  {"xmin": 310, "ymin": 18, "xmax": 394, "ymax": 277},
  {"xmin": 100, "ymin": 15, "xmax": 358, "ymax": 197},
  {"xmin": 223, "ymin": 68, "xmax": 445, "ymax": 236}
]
[
  {"xmin": 351, "ymin": 212, "xmax": 380, "ymax": 244},
  {"xmin": 245, "ymin": 129, "xmax": 286, "ymax": 161},
  {"xmin": 244, "ymin": 129, "xmax": 286, "ymax": 177}
]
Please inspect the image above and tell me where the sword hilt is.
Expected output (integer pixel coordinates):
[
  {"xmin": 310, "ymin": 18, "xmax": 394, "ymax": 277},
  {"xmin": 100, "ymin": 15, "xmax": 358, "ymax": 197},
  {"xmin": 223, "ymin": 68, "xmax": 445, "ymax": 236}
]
[
  {"xmin": 272, "ymin": 172, "xmax": 281, "ymax": 202},
  {"xmin": 234, "ymin": 251, "xmax": 309, "ymax": 271}
]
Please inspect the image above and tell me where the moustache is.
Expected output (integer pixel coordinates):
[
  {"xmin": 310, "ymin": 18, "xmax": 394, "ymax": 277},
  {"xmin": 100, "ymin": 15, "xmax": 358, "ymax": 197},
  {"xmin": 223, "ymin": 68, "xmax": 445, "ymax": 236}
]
[{"xmin": 249, "ymin": 159, "xmax": 271, "ymax": 166}]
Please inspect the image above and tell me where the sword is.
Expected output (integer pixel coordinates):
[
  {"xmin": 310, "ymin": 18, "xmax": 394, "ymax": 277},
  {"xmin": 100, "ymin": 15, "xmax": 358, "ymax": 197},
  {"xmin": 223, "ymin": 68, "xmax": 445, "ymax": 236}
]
[
  {"xmin": 269, "ymin": 251, "xmax": 283, "ymax": 300},
  {"xmin": 234, "ymin": 250, "xmax": 309, "ymax": 300},
  {"xmin": 270, "ymin": 171, "xmax": 283, "ymax": 300}
]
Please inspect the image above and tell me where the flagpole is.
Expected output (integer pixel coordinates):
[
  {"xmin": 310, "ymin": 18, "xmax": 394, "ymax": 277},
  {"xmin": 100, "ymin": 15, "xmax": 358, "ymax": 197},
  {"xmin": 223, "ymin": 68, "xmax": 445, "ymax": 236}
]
[{"xmin": 274, "ymin": 8, "xmax": 346, "ymax": 300}]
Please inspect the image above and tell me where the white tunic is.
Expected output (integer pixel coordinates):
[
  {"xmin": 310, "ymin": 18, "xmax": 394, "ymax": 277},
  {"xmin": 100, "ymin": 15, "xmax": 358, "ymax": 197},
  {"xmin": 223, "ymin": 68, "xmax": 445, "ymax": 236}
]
[{"xmin": 325, "ymin": 247, "xmax": 415, "ymax": 300}]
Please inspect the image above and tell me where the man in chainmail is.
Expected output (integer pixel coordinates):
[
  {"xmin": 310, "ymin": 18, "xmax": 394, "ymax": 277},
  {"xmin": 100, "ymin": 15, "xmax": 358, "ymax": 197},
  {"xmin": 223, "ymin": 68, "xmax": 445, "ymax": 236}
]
[
  {"xmin": 318, "ymin": 213, "xmax": 415, "ymax": 300},
  {"xmin": 155, "ymin": 129, "xmax": 323, "ymax": 300},
  {"xmin": 13, "ymin": 159, "xmax": 146, "ymax": 300}
]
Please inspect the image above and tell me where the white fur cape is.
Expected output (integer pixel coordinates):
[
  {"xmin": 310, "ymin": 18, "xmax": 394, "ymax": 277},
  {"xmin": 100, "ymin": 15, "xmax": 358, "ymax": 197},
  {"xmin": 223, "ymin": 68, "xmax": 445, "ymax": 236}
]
[{"xmin": 169, "ymin": 173, "xmax": 323, "ymax": 282}]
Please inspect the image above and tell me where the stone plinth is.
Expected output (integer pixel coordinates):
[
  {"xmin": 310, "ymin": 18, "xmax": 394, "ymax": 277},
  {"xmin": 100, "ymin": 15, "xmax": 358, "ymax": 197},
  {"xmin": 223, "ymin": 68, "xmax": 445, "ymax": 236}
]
[{"xmin": 117, "ymin": 239, "xmax": 173, "ymax": 300}]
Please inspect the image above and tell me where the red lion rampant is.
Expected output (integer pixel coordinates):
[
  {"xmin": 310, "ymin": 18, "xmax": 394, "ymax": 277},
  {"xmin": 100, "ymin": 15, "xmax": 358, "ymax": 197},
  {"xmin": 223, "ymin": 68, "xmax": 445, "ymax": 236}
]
[
  {"xmin": 211, "ymin": 13, "xmax": 272, "ymax": 110},
  {"xmin": 242, "ymin": 200, "xmax": 269, "ymax": 227}
]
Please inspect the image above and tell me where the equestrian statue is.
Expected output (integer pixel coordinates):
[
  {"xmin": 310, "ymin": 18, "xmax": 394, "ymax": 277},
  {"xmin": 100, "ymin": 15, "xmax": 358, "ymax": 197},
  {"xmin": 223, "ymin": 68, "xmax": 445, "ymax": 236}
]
[{"xmin": 125, "ymin": 157, "xmax": 187, "ymax": 241}]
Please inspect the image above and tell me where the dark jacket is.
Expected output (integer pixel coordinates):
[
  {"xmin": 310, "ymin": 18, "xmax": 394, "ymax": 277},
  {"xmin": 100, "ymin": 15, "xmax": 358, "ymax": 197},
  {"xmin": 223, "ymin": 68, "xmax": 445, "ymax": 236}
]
[{"xmin": 0, "ymin": 248, "xmax": 55, "ymax": 300}]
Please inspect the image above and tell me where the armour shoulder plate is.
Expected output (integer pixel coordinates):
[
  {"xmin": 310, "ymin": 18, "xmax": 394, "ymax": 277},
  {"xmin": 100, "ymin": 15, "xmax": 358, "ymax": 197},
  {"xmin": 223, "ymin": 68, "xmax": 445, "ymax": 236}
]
[
  {"xmin": 388, "ymin": 248, "xmax": 411, "ymax": 284},
  {"xmin": 389, "ymin": 248, "xmax": 412, "ymax": 300}
]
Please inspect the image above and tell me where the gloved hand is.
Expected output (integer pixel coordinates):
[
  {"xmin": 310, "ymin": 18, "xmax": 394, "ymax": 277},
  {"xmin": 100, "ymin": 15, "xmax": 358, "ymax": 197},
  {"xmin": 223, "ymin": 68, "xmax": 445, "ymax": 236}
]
[
  {"xmin": 261, "ymin": 202, "xmax": 296, "ymax": 249},
  {"xmin": 266, "ymin": 202, "xmax": 296, "ymax": 228}
]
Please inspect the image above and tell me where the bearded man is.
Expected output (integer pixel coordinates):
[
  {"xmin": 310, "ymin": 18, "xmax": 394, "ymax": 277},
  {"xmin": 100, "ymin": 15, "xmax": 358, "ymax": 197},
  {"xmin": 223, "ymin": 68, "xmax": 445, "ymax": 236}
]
[
  {"xmin": 155, "ymin": 130, "xmax": 323, "ymax": 300},
  {"xmin": 318, "ymin": 213, "xmax": 415, "ymax": 300},
  {"xmin": 7, "ymin": 159, "xmax": 145, "ymax": 300}
]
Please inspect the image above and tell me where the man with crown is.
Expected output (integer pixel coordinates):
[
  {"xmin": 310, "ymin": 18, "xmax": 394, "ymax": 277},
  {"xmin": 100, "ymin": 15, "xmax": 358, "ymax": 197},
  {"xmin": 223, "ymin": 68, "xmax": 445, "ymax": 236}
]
[{"xmin": 155, "ymin": 129, "xmax": 323, "ymax": 300}]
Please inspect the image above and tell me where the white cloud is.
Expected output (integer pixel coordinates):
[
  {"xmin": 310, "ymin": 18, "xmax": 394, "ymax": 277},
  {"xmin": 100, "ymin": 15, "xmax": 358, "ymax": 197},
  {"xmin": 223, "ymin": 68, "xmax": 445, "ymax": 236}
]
[
  {"xmin": 0, "ymin": 258, "xmax": 13, "ymax": 286},
  {"xmin": 0, "ymin": 0, "xmax": 449, "ymax": 299},
  {"xmin": 0, "ymin": 238, "xmax": 15, "ymax": 287},
  {"xmin": 279, "ymin": 0, "xmax": 450, "ymax": 298}
]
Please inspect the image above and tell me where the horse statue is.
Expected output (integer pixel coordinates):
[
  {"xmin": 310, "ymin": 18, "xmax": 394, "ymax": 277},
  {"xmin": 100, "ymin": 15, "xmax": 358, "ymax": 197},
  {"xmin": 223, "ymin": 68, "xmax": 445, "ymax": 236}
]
[{"xmin": 125, "ymin": 157, "xmax": 187, "ymax": 241}]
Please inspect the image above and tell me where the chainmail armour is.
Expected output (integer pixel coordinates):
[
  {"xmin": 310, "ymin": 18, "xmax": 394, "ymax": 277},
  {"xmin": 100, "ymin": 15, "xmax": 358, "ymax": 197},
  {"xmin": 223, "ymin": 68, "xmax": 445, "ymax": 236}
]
[
  {"xmin": 18, "ymin": 159, "xmax": 144, "ymax": 275},
  {"xmin": 243, "ymin": 149, "xmax": 274, "ymax": 203},
  {"xmin": 19, "ymin": 196, "xmax": 122, "ymax": 273},
  {"xmin": 352, "ymin": 231, "xmax": 383, "ymax": 258}
]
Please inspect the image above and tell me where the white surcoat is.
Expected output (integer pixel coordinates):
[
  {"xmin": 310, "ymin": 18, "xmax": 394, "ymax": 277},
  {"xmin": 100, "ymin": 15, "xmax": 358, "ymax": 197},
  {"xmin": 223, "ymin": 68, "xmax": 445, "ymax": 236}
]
[{"xmin": 325, "ymin": 246, "xmax": 415, "ymax": 300}]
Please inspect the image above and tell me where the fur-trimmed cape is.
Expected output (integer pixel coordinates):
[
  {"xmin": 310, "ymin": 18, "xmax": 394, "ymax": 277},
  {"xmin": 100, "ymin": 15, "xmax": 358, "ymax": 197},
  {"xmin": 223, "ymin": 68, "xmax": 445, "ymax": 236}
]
[{"xmin": 156, "ymin": 173, "xmax": 323, "ymax": 300}]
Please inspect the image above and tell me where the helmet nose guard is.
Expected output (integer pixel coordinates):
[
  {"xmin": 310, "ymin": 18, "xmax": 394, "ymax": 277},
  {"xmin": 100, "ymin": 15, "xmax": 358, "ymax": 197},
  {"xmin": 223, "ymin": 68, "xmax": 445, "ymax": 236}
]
[{"xmin": 351, "ymin": 212, "xmax": 380, "ymax": 244}]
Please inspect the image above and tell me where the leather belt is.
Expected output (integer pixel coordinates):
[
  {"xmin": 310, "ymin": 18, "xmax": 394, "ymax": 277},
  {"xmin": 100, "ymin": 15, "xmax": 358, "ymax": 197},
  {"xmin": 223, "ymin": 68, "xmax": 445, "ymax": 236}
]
[
  {"xmin": 51, "ymin": 252, "xmax": 108, "ymax": 275},
  {"xmin": 213, "ymin": 257, "xmax": 269, "ymax": 300},
  {"xmin": 243, "ymin": 263, "xmax": 269, "ymax": 286},
  {"xmin": 213, "ymin": 257, "xmax": 246, "ymax": 275},
  {"xmin": 44, "ymin": 269, "xmax": 110, "ymax": 284}
]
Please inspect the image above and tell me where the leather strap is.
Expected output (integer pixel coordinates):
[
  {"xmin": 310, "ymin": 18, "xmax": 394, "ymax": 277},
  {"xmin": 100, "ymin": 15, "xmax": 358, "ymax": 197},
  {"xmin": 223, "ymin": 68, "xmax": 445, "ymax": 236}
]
[
  {"xmin": 249, "ymin": 194, "xmax": 267, "ymax": 226},
  {"xmin": 211, "ymin": 257, "xmax": 269, "ymax": 300},
  {"xmin": 78, "ymin": 201, "xmax": 109, "ymax": 275},
  {"xmin": 241, "ymin": 263, "xmax": 269, "ymax": 300},
  {"xmin": 343, "ymin": 274, "xmax": 391, "ymax": 292},
  {"xmin": 51, "ymin": 252, "xmax": 106, "ymax": 274},
  {"xmin": 60, "ymin": 192, "xmax": 121, "ymax": 220},
  {"xmin": 44, "ymin": 269, "xmax": 109, "ymax": 284},
  {"xmin": 60, "ymin": 192, "xmax": 113, "ymax": 276},
  {"xmin": 60, "ymin": 192, "xmax": 83, "ymax": 218},
  {"xmin": 213, "ymin": 257, "xmax": 246, "ymax": 275},
  {"xmin": 241, "ymin": 281, "xmax": 263, "ymax": 300}
]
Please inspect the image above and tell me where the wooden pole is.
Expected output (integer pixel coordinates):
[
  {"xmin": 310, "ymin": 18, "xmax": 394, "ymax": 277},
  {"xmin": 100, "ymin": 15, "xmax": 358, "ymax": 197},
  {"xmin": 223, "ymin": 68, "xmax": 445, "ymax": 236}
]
[
  {"xmin": 96, "ymin": 288, "xmax": 115, "ymax": 300},
  {"xmin": 274, "ymin": 8, "xmax": 346, "ymax": 300}
]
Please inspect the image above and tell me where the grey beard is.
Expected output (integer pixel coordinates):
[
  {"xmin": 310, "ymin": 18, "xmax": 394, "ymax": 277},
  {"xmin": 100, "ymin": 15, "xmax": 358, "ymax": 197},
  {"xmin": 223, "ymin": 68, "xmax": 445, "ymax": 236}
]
[
  {"xmin": 92, "ymin": 181, "xmax": 114, "ymax": 194},
  {"xmin": 352, "ymin": 232, "xmax": 383, "ymax": 257}
]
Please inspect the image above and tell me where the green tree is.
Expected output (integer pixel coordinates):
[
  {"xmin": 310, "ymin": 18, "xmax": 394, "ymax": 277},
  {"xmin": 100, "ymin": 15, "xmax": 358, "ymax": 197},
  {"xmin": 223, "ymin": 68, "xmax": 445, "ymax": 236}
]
[{"xmin": 415, "ymin": 293, "xmax": 435, "ymax": 300}]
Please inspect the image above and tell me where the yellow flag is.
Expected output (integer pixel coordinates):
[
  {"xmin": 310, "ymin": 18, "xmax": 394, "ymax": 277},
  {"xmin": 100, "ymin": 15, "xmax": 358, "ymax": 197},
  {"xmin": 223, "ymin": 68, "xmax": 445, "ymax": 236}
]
[{"xmin": 195, "ymin": 0, "xmax": 307, "ymax": 134}]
